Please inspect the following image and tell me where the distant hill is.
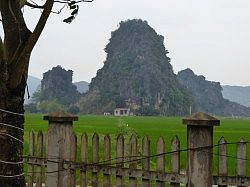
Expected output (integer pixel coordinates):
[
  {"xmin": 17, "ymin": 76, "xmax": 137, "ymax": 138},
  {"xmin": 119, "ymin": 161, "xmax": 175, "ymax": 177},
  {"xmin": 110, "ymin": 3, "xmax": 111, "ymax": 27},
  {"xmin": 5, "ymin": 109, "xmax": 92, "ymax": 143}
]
[
  {"xmin": 78, "ymin": 19, "xmax": 193, "ymax": 115},
  {"xmin": 222, "ymin": 86, "xmax": 250, "ymax": 107},
  {"xmin": 40, "ymin": 66, "xmax": 81, "ymax": 107},
  {"xmin": 177, "ymin": 69, "xmax": 250, "ymax": 117},
  {"xmin": 74, "ymin": 81, "xmax": 89, "ymax": 94},
  {"xmin": 25, "ymin": 76, "xmax": 41, "ymax": 104}
]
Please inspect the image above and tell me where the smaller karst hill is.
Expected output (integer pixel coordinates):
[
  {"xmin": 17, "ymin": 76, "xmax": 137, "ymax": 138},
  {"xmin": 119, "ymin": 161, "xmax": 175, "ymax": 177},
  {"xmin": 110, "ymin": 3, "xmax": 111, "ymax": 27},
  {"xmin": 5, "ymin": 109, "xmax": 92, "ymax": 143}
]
[
  {"xmin": 78, "ymin": 19, "xmax": 193, "ymax": 115},
  {"xmin": 41, "ymin": 65, "xmax": 81, "ymax": 107},
  {"xmin": 177, "ymin": 68, "xmax": 250, "ymax": 117}
]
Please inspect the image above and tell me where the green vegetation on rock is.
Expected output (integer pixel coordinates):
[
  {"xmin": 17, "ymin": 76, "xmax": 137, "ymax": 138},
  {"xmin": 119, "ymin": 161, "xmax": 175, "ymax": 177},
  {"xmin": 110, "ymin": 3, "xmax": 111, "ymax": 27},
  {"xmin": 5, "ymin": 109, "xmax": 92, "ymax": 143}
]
[{"xmin": 78, "ymin": 19, "xmax": 193, "ymax": 115}]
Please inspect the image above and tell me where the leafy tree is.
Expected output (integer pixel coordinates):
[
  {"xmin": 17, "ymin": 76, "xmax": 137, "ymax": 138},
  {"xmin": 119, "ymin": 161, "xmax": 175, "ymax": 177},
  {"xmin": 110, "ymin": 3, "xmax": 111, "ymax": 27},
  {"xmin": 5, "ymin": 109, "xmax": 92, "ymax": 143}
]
[
  {"xmin": 30, "ymin": 89, "xmax": 42, "ymax": 104},
  {"xmin": 39, "ymin": 99, "xmax": 62, "ymax": 113},
  {"xmin": 24, "ymin": 103, "xmax": 39, "ymax": 113},
  {"xmin": 135, "ymin": 106, "xmax": 160, "ymax": 116},
  {"xmin": 67, "ymin": 105, "xmax": 80, "ymax": 114},
  {"xmin": 0, "ymin": 1, "xmax": 92, "ymax": 186},
  {"xmin": 24, "ymin": 90, "xmax": 41, "ymax": 113}
]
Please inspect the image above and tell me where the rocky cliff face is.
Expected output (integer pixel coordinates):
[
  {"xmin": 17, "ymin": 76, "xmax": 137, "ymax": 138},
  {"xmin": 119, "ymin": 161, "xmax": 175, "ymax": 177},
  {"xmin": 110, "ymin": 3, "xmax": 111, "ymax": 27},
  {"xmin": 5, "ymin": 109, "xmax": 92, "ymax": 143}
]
[
  {"xmin": 177, "ymin": 69, "xmax": 250, "ymax": 116},
  {"xmin": 79, "ymin": 19, "xmax": 193, "ymax": 115},
  {"xmin": 41, "ymin": 65, "xmax": 80, "ymax": 107}
]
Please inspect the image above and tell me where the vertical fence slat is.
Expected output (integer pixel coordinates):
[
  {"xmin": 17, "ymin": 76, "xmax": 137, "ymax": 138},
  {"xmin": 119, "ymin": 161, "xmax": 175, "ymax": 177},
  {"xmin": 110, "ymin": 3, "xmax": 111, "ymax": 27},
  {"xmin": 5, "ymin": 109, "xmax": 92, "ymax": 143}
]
[
  {"xmin": 80, "ymin": 133, "xmax": 88, "ymax": 187},
  {"xmin": 103, "ymin": 134, "xmax": 111, "ymax": 187},
  {"xmin": 170, "ymin": 136, "xmax": 180, "ymax": 187},
  {"xmin": 218, "ymin": 137, "xmax": 228, "ymax": 187},
  {"xmin": 45, "ymin": 132, "xmax": 48, "ymax": 160},
  {"xmin": 142, "ymin": 136, "xmax": 150, "ymax": 187},
  {"xmin": 237, "ymin": 138, "xmax": 247, "ymax": 187},
  {"xmin": 45, "ymin": 122, "xmax": 60, "ymax": 187},
  {"xmin": 92, "ymin": 133, "xmax": 99, "ymax": 187},
  {"xmin": 69, "ymin": 132, "xmax": 77, "ymax": 187},
  {"xmin": 58, "ymin": 123, "xmax": 76, "ymax": 187},
  {"xmin": 45, "ymin": 131, "xmax": 49, "ymax": 185},
  {"xmin": 28, "ymin": 130, "xmax": 35, "ymax": 187},
  {"xmin": 116, "ymin": 134, "xmax": 125, "ymax": 187},
  {"xmin": 156, "ymin": 137, "xmax": 165, "ymax": 187},
  {"xmin": 36, "ymin": 131, "xmax": 43, "ymax": 187},
  {"xmin": 129, "ymin": 134, "xmax": 138, "ymax": 187}
]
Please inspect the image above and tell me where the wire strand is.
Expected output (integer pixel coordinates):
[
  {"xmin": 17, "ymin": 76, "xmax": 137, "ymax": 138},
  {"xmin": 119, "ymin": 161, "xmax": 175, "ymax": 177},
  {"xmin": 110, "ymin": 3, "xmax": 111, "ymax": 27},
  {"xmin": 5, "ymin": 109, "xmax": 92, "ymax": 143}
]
[
  {"xmin": 0, "ymin": 173, "xmax": 24, "ymax": 178},
  {"xmin": 0, "ymin": 159, "xmax": 24, "ymax": 165},
  {"xmin": 19, "ymin": 140, "xmax": 250, "ymax": 166},
  {"xmin": 0, "ymin": 122, "xmax": 24, "ymax": 131},
  {"xmin": 0, "ymin": 133, "xmax": 23, "ymax": 144},
  {"xmin": 0, "ymin": 108, "xmax": 24, "ymax": 116},
  {"xmin": 18, "ymin": 142, "xmax": 250, "ymax": 177},
  {"xmin": 21, "ymin": 141, "xmax": 250, "ymax": 170}
]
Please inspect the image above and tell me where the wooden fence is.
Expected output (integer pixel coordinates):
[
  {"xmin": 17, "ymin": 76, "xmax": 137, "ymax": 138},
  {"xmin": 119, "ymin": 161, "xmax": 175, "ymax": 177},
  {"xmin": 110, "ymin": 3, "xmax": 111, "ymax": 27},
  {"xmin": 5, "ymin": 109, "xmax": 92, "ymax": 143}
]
[{"xmin": 24, "ymin": 112, "xmax": 250, "ymax": 187}]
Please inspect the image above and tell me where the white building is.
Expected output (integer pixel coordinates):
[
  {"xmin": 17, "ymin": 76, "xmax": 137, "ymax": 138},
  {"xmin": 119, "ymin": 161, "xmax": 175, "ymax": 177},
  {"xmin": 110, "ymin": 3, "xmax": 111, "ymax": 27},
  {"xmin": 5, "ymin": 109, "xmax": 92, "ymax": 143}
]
[{"xmin": 114, "ymin": 108, "xmax": 131, "ymax": 116}]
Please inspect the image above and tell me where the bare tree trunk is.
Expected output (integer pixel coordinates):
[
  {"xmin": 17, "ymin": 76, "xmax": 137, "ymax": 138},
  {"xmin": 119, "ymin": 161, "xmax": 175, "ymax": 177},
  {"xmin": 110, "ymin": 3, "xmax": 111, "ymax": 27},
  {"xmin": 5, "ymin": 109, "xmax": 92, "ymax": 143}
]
[
  {"xmin": 0, "ymin": 0, "xmax": 60, "ymax": 185},
  {"xmin": 0, "ymin": 62, "xmax": 27, "ymax": 187}
]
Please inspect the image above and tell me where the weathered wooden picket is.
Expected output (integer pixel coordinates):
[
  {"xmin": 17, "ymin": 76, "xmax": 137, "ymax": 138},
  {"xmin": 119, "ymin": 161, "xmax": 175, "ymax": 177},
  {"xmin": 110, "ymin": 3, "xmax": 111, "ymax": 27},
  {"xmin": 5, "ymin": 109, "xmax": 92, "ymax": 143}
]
[{"xmin": 24, "ymin": 112, "xmax": 250, "ymax": 187}]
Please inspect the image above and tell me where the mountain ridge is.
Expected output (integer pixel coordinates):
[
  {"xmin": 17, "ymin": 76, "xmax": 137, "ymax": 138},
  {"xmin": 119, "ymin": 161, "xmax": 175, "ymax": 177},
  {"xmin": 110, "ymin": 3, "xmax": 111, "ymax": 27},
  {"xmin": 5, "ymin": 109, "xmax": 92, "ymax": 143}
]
[
  {"xmin": 177, "ymin": 68, "xmax": 250, "ymax": 116},
  {"xmin": 222, "ymin": 85, "xmax": 250, "ymax": 107}
]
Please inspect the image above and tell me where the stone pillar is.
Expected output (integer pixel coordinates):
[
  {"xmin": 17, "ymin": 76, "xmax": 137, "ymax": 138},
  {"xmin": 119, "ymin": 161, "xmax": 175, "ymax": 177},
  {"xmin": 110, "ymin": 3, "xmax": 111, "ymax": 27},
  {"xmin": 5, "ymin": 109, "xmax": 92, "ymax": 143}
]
[
  {"xmin": 183, "ymin": 112, "xmax": 220, "ymax": 187},
  {"xmin": 44, "ymin": 111, "xmax": 78, "ymax": 187}
]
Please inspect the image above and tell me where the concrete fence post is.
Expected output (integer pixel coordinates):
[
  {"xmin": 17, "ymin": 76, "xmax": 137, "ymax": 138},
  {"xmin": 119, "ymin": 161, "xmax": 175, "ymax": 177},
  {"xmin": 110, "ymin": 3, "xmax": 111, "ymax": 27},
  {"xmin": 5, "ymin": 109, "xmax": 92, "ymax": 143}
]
[
  {"xmin": 183, "ymin": 112, "xmax": 220, "ymax": 187},
  {"xmin": 44, "ymin": 111, "xmax": 78, "ymax": 187}
]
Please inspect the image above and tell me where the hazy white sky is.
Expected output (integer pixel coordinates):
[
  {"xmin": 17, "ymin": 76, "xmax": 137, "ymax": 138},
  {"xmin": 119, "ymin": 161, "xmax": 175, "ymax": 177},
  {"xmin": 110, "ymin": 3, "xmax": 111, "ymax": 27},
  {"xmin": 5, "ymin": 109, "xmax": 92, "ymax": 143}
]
[{"xmin": 7, "ymin": 0, "xmax": 250, "ymax": 85}]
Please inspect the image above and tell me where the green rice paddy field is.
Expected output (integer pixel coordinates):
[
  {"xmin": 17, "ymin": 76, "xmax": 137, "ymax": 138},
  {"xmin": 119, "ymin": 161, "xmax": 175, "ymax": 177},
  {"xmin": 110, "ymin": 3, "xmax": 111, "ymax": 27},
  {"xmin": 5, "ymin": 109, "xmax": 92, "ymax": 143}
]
[{"xmin": 24, "ymin": 114, "xmax": 250, "ymax": 176}]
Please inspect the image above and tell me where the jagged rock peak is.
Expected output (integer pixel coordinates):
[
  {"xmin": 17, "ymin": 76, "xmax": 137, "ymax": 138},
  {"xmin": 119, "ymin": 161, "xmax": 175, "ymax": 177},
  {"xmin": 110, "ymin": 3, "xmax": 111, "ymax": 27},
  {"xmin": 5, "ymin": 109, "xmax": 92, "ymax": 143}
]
[
  {"xmin": 178, "ymin": 68, "xmax": 208, "ymax": 82},
  {"xmin": 178, "ymin": 68, "xmax": 194, "ymax": 75}
]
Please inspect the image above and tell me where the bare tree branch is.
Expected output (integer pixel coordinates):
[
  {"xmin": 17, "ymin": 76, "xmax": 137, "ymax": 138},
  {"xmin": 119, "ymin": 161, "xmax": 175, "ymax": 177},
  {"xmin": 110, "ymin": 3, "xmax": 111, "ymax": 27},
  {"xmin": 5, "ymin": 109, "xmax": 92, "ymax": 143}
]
[
  {"xmin": 28, "ymin": 0, "xmax": 54, "ymax": 50},
  {"xmin": 51, "ymin": 5, "xmax": 66, "ymax": 14},
  {"xmin": 8, "ymin": 0, "xmax": 54, "ymax": 88},
  {"xmin": 25, "ymin": 1, "xmax": 45, "ymax": 9},
  {"xmin": 54, "ymin": 0, "xmax": 93, "ymax": 3},
  {"xmin": 25, "ymin": 0, "xmax": 93, "ymax": 9},
  {"xmin": 25, "ymin": 1, "xmax": 65, "ymax": 14},
  {"xmin": 0, "ymin": 0, "xmax": 31, "ymax": 63}
]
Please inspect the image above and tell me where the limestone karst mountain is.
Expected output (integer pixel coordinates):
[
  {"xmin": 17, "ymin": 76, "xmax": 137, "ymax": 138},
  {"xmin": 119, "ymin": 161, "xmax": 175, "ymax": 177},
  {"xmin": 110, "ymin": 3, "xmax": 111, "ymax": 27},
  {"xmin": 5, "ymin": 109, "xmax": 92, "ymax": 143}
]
[
  {"xmin": 177, "ymin": 68, "xmax": 250, "ymax": 116},
  {"xmin": 78, "ymin": 19, "xmax": 193, "ymax": 115}
]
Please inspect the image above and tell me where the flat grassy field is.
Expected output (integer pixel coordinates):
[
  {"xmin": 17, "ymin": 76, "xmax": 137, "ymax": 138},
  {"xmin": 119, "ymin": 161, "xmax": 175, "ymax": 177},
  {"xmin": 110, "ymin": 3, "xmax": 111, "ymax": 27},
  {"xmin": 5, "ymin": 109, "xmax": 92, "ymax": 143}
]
[{"xmin": 24, "ymin": 114, "xmax": 250, "ymax": 175}]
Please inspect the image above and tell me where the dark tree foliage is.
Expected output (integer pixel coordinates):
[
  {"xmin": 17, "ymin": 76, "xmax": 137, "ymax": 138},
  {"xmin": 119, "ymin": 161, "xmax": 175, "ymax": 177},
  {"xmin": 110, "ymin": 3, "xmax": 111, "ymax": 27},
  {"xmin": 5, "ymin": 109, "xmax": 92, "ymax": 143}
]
[{"xmin": 80, "ymin": 19, "xmax": 193, "ymax": 115}]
